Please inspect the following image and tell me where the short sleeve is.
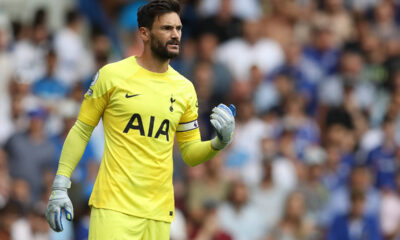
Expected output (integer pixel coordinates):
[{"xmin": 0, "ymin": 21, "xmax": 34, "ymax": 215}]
[
  {"xmin": 176, "ymin": 83, "xmax": 201, "ymax": 143},
  {"xmin": 77, "ymin": 67, "xmax": 113, "ymax": 126}
]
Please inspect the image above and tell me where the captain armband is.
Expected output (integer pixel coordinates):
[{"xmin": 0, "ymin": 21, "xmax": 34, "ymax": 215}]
[{"xmin": 177, "ymin": 119, "xmax": 199, "ymax": 132}]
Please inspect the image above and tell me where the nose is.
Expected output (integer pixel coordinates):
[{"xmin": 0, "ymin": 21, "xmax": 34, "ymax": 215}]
[{"xmin": 171, "ymin": 28, "xmax": 179, "ymax": 39}]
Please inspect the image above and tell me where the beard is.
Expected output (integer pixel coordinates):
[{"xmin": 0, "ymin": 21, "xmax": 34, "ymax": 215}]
[{"xmin": 150, "ymin": 33, "xmax": 180, "ymax": 60}]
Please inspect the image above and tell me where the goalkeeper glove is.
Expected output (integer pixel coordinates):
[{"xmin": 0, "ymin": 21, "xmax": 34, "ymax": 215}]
[
  {"xmin": 210, "ymin": 104, "xmax": 236, "ymax": 150},
  {"xmin": 45, "ymin": 175, "xmax": 74, "ymax": 232}
]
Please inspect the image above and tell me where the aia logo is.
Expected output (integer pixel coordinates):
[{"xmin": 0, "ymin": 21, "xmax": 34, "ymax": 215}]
[{"xmin": 123, "ymin": 113, "xmax": 170, "ymax": 141}]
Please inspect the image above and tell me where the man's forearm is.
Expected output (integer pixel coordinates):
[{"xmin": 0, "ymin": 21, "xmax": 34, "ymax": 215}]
[
  {"xmin": 56, "ymin": 120, "xmax": 94, "ymax": 178},
  {"xmin": 178, "ymin": 140, "xmax": 220, "ymax": 167}
]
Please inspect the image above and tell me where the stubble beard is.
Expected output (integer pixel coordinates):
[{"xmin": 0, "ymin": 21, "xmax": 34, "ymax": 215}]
[{"xmin": 150, "ymin": 33, "xmax": 180, "ymax": 61}]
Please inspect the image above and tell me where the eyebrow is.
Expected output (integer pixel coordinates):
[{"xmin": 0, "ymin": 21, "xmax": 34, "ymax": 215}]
[{"xmin": 161, "ymin": 24, "xmax": 182, "ymax": 29}]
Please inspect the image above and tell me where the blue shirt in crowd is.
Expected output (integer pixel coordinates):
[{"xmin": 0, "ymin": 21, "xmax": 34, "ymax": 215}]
[
  {"xmin": 327, "ymin": 214, "xmax": 381, "ymax": 240},
  {"xmin": 367, "ymin": 145, "xmax": 397, "ymax": 190},
  {"xmin": 32, "ymin": 76, "xmax": 69, "ymax": 99}
]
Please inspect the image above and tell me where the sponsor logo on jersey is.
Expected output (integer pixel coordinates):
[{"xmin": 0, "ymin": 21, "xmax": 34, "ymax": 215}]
[
  {"xmin": 125, "ymin": 93, "xmax": 141, "ymax": 98},
  {"xmin": 123, "ymin": 113, "xmax": 170, "ymax": 141}
]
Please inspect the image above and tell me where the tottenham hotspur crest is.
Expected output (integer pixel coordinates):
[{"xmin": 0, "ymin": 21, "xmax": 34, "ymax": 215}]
[{"xmin": 170, "ymin": 95, "xmax": 176, "ymax": 112}]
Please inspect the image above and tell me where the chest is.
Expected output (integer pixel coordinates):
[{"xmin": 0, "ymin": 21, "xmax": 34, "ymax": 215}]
[{"xmin": 105, "ymin": 77, "xmax": 186, "ymax": 134}]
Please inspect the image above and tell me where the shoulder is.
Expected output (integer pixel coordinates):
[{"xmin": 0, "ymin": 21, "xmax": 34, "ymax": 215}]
[
  {"xmin": 100, "ymin": 57, "xmax": 136, "ymax": 75},
  {"xmin": 94, "ymin": 57, "xmax": 137, "ymax": 86},
  {"xmin": 169, "ymin": 67, "xmax": 195, "ymax": 89}
]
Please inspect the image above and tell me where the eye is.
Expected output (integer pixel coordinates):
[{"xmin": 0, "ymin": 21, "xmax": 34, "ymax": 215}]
[{"xmin": 163, "ymin": 26, "xmax": 173, "ymax": 30}]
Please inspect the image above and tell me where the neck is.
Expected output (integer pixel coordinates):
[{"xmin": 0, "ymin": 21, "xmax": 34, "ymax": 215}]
[
  {"xmin": 136, "ymin": 47, "xmax": 170, "ymax": 73},
  {"xmin": 233, "ymin": 202, "xmax": 243, "ymax": 212},
  {"xmin": 261, "ymin": 178, "xmax": 273, "ymax": 188},
  {"xmin": 29, "ymin": 129, "xmax": 43, "ymax": 142},
  {"xmin": 350, "ymin": 212, "xmax": 362, "ymax": 220}
]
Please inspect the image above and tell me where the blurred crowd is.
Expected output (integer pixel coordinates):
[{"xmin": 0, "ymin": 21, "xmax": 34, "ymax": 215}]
[{"xmin": 1, "ymin": 0, "xmax": 400, "ymax": 239}]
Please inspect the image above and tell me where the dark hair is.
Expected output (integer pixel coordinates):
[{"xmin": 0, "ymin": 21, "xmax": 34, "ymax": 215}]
[
  {"xmin": 137, "ymin": 0, "xmax": 181, "ymax": 29},
  {"xmin": 65, "ymin": 9, "xmax": 80, "ymax": 25},
  {"xmin": 33, "ymin": 8, "xmax": 47, "ymax": 27},
  {"xmin": 383, "ymin": 113, "xmax": 395, "ymax": 125}
]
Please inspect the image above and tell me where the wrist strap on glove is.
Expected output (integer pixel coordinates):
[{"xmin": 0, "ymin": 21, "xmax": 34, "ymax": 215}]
[{"xmin": 52, "ymin": 175, "xmax": 71, "ymax": 190}]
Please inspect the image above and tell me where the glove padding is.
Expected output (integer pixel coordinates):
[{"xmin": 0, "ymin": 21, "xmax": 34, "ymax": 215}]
[
  {"xmin": 45, "ymin": 175, "xmax": 74, "ymax": 232},
  {"xmin": 210, "ymin": 104, "xmax": 236, "ymax": 150}
]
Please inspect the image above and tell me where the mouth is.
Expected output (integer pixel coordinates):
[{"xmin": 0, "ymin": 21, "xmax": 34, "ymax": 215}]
[{"xmin": 167, "ymin": 41, "xmax": 180, "ymax": 49}]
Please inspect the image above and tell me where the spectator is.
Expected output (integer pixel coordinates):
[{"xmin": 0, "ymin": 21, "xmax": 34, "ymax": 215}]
[
  {"xmin": 371, "ymin": 2, "xmax": 399, "ymax": 41},
  {"xmin": 216, "ymin": 19, "xmax": 284, "ymax": 82},
  {"xmin": 27, "ymin": 205, "xmax": 51, "ymax": 240},
  {"xmin": 267, "ymin": 191, "xmax": 318, "ymax": 240},
  {"xmin": 192, "ymin": 61, "xmax": 215, "ymax": 137},
  {"xmin": 0, "ymin": 200, "xmax": 28, "ymax": 240},
  {"xmin": 266, "ymin": 41, "xmax": 319, "ymax": 115},
  {"xmin": 186, "ymin": 155, "xmax": 229, "ymax": 218},
  {"xmin": 191, "ymin": 202, "xmax": 232, "ymax": 240},
  {"xmin": 282, "ymin": 94, "xmax": 320, "ymax": 158},
  {"xmin": 319, "ymin": 50, "xmax": 375, "ymax": 110},
  {"xmin": 195, "ymin": 0, "xmax": 242, "ymax": 43},
  {"xmin": 54, "ymin": 9, "xmax": 93, "ymax": 86},
  {"xmin": 303, "ymin": 23, "xmax": 340, "ymax": 82},
  {"xmin": 197, "ymin": 0, "xmax": 261, "ymax": 20},
  {"xmin": 4, "ymin": 108, "xmax": 55, "ymax": 201},
  {"xmin": 251, "ymin": 153, "xmax": 288, "ymax": 237},
  {"xmin": 12, "ymin": 22, "xmax": 45, "ymax": 84},
  {"xmin": 0, "ymin": 14, "xmax": 14, "ymax": 145},
  {"xmin": 321, "ymin": 144, "xmax": 352, "ymax": 191},
  {"xmin": 32, "ymin": 50, "xmax": 69, "ymax": 100},
  {"xmin": 366, "ymin": 115, "xmax": 398, "ymax": 190},
  {"xmin": 297, "ymin": 146, "xmax": 329, "ymax": 223},
  {"xmin": 313, "ymin": 0, "xmax": 355, "ymax": 46},
  {"xmin": 380, "ymin": 170, "xmax": 400, "ymax": 239},
  {"xmin": 225, "ymin": 99, "xmax": 273, "ymax": 185},
  {"xmin": 9, "ymin": 178, "xmax": 31, "ymax": 211},
  {"xmin": 217, "ymin": 180, "xmax": 264, "ymax": 240},
  {"xmin": 253, "ymin": 73, "xmax": 294, "ymax": 116},
  {"xmin": 182, "ymin": 32, "xmax": 232, "ymax": 105},
  {"xmin": 327, "ymin": 190, "xmax": 382, "ymax": 240},
  {"xmin": 0, "ymin": 149, "xmax": 10, "ymax": 209},
  {"xmin": 322, "ymin": 165, "xmax": 380, "ymax": 226}
]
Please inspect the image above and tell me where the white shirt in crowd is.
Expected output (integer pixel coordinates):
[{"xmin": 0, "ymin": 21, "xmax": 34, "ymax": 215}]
[
  {"xmin": 54, "ymin": 28, "xmax": 93, "ymax": 86},
  {"xmin": 217, "ymin": 38, "xmax": 284, "ymax": 82}
]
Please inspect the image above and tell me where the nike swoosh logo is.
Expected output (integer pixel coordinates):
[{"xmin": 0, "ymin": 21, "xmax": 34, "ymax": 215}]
[{"xmin": 126, "ymin": 93, "xmax": 140, "ymax": 98}]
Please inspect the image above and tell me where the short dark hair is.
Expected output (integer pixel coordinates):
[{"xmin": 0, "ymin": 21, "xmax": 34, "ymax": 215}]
[
  {"xmin": 137, "ymin": 0, "xmax": 181, "ymax": 29},
  {"xmin": 65, "ymin": 9, "xmax": 80, "ymax": 26}
]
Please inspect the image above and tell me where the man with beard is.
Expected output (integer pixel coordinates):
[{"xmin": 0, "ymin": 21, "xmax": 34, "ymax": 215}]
[{"xmin": 44, "ymin": 1, "xmax": 236, "ymax": 239}]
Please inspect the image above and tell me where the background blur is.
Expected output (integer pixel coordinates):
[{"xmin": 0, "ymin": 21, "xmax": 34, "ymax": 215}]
[{"xmin": 0, "ymin": 0, "xmax": 400, "ymax": 239}]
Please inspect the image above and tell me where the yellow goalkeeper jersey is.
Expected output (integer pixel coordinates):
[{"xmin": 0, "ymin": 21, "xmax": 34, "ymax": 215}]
[{"xmin": 78, "ymin": 56, "xmax": 200, "ymax": 223}]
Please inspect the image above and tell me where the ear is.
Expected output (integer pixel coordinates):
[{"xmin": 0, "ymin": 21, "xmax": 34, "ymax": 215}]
[{"xmin": 138, "ymin": 27, "xmax": 150, "ymax": 42}]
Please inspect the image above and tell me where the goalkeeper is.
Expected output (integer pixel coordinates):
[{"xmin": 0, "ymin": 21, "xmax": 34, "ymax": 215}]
[{"xmin": 45, "ymin": 0, "xmax": 235, "ymax": 239}]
